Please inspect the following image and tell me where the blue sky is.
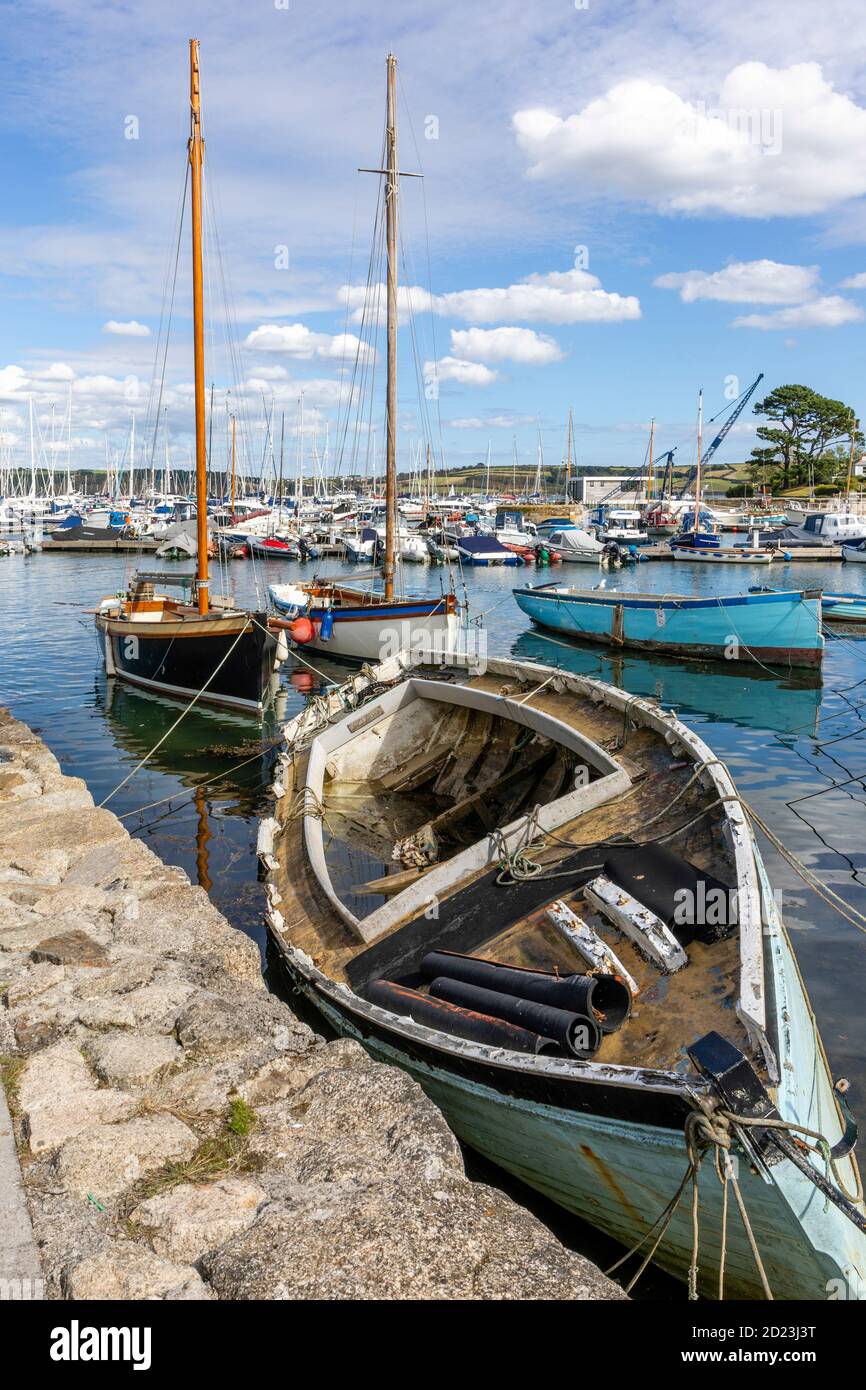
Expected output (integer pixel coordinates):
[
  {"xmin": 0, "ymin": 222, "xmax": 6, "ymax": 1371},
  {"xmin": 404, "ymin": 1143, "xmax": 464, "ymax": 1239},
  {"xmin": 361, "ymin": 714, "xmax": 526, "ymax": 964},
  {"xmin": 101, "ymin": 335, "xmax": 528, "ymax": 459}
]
[{"xmin": 3, "ymin": 0, "xmax": 866, "ymax": 482}]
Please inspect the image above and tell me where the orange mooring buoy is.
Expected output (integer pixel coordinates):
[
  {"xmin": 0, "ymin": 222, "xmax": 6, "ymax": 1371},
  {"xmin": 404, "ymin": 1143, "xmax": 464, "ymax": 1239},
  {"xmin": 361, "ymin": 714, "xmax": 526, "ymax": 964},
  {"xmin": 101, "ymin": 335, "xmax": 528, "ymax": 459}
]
[{"xmin": 288, "ymin": 616, "xmax": 315, "ymax": 644}]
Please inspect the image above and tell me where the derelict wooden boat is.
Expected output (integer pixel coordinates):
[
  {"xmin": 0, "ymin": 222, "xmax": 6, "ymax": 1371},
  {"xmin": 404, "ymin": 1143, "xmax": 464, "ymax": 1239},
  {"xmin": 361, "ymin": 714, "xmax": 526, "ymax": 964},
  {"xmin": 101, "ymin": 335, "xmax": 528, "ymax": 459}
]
[
  {"xmin": 513, "ymin": 585, "xmax": 824, "ymax": 669},
  {"xmin": 261, "ymin": 648, "xmax": 865, "ymax": 1299}
]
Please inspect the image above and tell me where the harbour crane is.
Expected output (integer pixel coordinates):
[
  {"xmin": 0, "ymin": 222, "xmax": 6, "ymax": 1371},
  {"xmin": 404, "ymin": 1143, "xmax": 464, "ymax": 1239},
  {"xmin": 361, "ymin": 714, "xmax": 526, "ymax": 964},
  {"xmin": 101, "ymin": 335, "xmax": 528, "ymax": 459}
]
[{"xmin": 675, "ymin": 372, "xmax": 763, "ymax": 497}]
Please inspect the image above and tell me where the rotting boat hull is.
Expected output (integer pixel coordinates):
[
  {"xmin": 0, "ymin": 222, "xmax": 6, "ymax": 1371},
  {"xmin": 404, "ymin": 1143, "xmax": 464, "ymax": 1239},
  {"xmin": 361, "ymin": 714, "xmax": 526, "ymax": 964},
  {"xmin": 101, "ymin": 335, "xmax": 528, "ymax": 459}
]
[
  {"xmin": 264, "ymin": 652, "xmax": 863, "ymax": 1298},
  {"xmin": 271, "ymin": 868, "xmax": 864, "ymax": 1303}
]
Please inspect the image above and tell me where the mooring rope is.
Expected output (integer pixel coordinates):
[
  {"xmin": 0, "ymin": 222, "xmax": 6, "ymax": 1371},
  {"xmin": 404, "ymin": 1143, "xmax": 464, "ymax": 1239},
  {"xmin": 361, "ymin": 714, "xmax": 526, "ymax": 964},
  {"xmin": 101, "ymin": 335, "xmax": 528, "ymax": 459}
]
[
  {"xmin": 98, "ymin": 623, "xmax": 248, "ymax": 808},
  {"xmin": 606, "ymin": 1109, "xmax": 775, "ymax": 1301}
]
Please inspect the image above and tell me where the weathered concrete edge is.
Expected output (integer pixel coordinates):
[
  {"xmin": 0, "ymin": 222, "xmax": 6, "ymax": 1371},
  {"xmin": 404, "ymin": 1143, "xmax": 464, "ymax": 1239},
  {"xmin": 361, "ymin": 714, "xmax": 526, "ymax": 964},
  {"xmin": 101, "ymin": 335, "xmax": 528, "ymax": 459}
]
[{"xmin": 0, "ymin": 1083, "xmax": 42, "ymax": 1296}]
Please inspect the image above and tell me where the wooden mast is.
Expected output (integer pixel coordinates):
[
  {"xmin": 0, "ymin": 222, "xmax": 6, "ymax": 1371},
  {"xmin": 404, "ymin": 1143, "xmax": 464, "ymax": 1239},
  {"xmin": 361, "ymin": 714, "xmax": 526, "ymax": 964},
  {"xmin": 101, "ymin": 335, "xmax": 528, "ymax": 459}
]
[
  {"xmin": 695, "ymin": 390, "xmax": 703, "ymax": 532},
  {"xmin": 189, "ymin": 38, "xmax": 209, "ymax": 616},
  {"xmin": 565, "ymin": 407, "xmax": 573, "ymax": 503},
  {"xmin": 230, "ymin": 413, "xmax": 236, "ymax": 516},
  {"xmin": 647, "ymin": 416, "xmax": 655, "ymax": 502},
  {"xmin": 383, "ymin": 52, "xmax": 398, "ymax": 601},
  {"xmin": 845, "ymin": 414, "xmax": 858, "ymax": 504}
]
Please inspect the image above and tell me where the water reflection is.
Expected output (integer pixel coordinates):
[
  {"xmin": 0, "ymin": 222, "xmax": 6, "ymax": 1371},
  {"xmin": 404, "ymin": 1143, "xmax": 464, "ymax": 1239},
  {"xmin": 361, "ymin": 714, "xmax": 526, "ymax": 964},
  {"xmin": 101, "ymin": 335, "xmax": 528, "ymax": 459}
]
[{"xmin": 511, "ymin": 628, "xmax": 823, "ymax": 737}]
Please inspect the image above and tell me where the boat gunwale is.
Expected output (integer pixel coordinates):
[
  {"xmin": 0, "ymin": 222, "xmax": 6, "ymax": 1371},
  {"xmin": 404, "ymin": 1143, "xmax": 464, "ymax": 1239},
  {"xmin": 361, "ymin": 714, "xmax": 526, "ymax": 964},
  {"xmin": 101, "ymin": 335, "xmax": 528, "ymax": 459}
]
[{"xmin": 512, "ymin": 584, "xmax": 823, "ymax": 611}]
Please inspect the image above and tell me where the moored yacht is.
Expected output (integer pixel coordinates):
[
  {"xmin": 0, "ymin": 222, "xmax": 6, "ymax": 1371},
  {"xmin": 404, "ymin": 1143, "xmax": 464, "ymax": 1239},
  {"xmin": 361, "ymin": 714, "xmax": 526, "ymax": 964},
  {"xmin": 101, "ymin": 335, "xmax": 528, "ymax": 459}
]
[{"xmin": 94, "ymin": 41, "xmax": 278, "ymax": 715}]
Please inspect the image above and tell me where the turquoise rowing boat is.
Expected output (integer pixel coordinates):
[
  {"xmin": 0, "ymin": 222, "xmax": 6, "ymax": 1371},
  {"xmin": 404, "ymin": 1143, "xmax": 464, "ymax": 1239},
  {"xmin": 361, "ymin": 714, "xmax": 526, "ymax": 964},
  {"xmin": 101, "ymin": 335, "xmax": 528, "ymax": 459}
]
[
  {"xmin": 513, "ymin": 584, "xmax": 824, "ymax": 668},
  {"xmin": 263, "ymin": 650, "xmax": 865, "ymax": 1300},
  {"xmin": 819, "ymin": 593, "xmax": 866, "ymax": 623},
  {"xmin": 749, "ymin": 585, "xmax": 866, "ymax": 624}
]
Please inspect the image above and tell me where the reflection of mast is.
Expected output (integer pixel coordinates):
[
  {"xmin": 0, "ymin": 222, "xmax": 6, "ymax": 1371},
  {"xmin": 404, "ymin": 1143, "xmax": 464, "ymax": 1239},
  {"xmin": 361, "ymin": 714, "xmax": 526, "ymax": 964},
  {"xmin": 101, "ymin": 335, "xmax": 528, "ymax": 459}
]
[{"xmin": 194, "ymin": 785, "xmax": 212, "ymax": 892}]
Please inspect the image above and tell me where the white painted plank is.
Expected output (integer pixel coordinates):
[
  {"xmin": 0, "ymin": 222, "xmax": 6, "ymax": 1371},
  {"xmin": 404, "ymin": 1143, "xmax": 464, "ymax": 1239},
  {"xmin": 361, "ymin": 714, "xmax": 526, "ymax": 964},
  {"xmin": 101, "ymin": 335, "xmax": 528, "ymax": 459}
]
[
  {"xmin": 583, "ymin": 875, "xmax": 689, "ymax": 974},
  {"xmin": 545, "ymin": 899, "xmax": 639, "ymax": 996}
]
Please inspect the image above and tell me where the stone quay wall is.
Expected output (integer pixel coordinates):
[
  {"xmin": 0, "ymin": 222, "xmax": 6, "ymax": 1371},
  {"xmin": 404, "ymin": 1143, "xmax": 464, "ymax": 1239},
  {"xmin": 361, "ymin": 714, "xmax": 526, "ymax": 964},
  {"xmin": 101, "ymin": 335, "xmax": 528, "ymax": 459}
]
[{"xmin": 0, "ymin": 708, "xmax": 624, "ymax": 1301}]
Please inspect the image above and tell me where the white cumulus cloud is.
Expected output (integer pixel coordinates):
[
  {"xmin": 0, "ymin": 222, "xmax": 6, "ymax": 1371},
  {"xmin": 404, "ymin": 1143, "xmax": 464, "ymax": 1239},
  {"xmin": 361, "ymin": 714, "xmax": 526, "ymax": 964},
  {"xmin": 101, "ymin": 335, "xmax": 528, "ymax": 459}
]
[
  {"xmin": 656, "ymin": 259, "xmax": 820, "ymax": 304},
  {"xmin": 425, "ymin": 357, "xmax": 498, "ymax": 387},
  {"xmin": 732, "ymin": 296, "xmax": 864, "ymax": 329},
  {"xmin": 440, "ymin": 270, "xmax": 639, "ymax": 324},
  {"xmin": 339, "ymin": 269, "xmax": 638, "ymax": 326},
  {"xmin": 338, "ymin": 284, "xmax": 437, "ymax": 325},
  {"xmin": 840, "ymin": 271, "xmax": 866, "ymax": 289},
  {"xmin": 102, "ymin": 320, "xmax": 150, "ymax": 337},
  {"xmin": 514, "ymin": 63, "xmax": 866, "ymax": 218},
  {"xmin": 449, "ymin": 327, "xmax": 563, "ymax": 364},
  {"xmin": 244, "ymin": 323, "xmax": 371, "ymax": 361}
]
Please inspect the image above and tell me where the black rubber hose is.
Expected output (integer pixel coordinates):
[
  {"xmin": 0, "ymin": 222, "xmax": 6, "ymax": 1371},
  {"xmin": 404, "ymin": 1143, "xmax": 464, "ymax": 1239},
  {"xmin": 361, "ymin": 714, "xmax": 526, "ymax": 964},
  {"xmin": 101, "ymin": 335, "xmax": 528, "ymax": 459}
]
[
  {"xmin": 420, "ymin": 951, "xmax": 631, "ymax": 1034},
  {"xmin": 429, "ymin": 977, "xmax": 601, "ymax": 1058}
]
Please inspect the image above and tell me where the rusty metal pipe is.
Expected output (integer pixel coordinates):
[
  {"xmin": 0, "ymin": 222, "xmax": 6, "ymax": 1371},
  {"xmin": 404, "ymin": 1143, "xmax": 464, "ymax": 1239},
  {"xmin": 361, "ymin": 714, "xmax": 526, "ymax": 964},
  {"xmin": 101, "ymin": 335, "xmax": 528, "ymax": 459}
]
[{"xmin": 365, "ymin": 979, "xmax": 558, "ymax": 1055}]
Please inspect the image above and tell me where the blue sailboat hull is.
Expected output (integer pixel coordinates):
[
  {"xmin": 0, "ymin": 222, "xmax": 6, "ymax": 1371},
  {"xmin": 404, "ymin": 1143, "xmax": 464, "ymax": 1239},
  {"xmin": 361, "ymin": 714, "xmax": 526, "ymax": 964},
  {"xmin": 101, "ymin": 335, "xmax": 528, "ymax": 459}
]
[{"xmin": 513, "ymin": 586, "xmax": 824, "ymax": 668}]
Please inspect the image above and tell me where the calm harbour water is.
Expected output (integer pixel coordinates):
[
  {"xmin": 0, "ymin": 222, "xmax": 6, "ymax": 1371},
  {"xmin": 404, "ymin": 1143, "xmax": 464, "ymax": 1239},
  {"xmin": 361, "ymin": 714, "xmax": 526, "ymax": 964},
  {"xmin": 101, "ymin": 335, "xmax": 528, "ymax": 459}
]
[{"xmin": 2, "ymin": 547, "xmax": 866, "ymax": 1131}]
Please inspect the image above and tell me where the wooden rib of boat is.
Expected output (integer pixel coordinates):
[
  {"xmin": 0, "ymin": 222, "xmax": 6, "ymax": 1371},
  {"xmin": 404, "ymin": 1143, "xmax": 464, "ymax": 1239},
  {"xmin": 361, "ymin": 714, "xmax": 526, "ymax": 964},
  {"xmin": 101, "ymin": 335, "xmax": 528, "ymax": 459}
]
[
  {"xmin": 261, "ymin": 649, "xmax": 865, "ymax": 1298},
  {"xmin": 512, "ymin": 585, "xmax": 824, "ymax": 669}
]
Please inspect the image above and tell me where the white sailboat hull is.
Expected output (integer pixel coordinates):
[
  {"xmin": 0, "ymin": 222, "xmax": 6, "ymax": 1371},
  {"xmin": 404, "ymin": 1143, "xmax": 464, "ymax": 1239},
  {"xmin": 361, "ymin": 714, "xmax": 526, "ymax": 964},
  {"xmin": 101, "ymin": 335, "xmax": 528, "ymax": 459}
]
[
  {"xmin": 269, "ymin": 583, "xmax": 461, "ymax": 663},
  {"xmin": 307, "ymin": 609, "xmax": 459, "ymax": 661},
  {"xmin": 672, "ymin": 548, "xmax": 776, "ymax": 564}
]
